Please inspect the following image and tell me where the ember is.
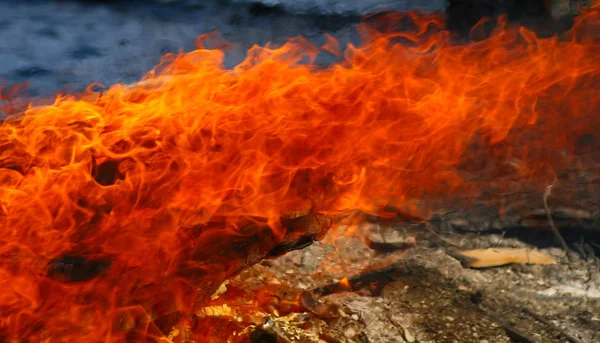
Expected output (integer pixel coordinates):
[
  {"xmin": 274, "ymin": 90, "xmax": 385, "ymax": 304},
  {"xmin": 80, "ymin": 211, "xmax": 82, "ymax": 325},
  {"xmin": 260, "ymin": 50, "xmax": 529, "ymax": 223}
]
[{"xmin": 0, "ymin": 4, "xmax": 599, "ymax": 342}]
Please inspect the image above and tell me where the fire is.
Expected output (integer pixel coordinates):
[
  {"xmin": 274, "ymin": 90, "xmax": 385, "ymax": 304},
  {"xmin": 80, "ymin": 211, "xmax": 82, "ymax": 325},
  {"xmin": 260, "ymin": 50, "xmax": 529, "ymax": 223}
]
[{"xmin": 0, "ymin": 5, "xmax": 599, "ymax": 342}]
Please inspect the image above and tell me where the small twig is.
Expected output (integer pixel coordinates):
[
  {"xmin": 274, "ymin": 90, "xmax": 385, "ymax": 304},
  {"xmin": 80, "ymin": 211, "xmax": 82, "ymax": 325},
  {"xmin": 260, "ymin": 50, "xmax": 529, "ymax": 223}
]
[
  {"xmin": 543, "ymin": 179, "xmax": 572, "ymax": 262},
  {"xmin": 450, "ymin": 331, "xmax": 463, "ymax": 341},
  {"xmin": 312, "ymin": 260, "xmax": 407, "ymax": 296},
  {"xmin": 468, "ymin": 290, "xmax": 536, "ymax": 343},
  {"xmin": 491, "ymin": 231, "xmax": 506, "ymax": 248},
  {"xmin": 482, "ymin": 311, "xmax": 536, "ymax": 343},
  {"xmin": 522, "ymin": 307, "xmax": 584, "ymax": 343},
  {"xmin": 423, "ymin": 222, "xmax": 461, "ymax": 249},
  {"xmin": 501, "ymin": 323, "xmax": 537, "ymax": 343}
]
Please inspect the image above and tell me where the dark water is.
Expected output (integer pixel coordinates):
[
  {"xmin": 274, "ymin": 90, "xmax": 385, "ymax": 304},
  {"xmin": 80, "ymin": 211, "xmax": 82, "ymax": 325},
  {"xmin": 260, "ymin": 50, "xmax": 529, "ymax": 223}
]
[
  {"xmin": 0, "ymin": 0, "xmax": 363, "ymax": 99},
  {"xmin": 0, "ymin": 0, "xmax": 569, "ymax": 101}
]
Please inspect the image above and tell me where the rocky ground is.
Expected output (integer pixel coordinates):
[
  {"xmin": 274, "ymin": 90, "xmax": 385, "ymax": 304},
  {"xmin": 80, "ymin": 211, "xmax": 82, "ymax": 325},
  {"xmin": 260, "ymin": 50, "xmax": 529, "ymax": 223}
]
[
  {"xmin": 1, "ymin": 1, "xmax": 598, "ymax": 342},
  {"xmin": 241, "ymin": 217, "xmax": 600, "ymax": 342},
  {"xmin": 239, "ymin": 162, "xmax": 600, "ymax": 342}
]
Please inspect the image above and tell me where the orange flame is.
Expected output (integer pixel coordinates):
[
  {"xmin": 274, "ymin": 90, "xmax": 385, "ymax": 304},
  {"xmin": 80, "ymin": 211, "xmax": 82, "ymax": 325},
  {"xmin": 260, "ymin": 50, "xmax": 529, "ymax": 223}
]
[{"xmin": 0, "ymin": 6, "xmax": 599, "ymax": 342}]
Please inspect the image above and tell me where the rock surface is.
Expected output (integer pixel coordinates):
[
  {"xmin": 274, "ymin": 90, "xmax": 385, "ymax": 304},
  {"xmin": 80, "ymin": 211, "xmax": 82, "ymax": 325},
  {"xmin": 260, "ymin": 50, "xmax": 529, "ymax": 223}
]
[{"xmin": 251, "ymin": 222, "xmax": 600, "ymax": 342}]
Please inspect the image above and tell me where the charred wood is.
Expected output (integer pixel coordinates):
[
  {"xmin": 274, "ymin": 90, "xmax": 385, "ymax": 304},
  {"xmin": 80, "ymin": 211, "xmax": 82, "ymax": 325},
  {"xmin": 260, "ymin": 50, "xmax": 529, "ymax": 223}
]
[
  {"xmin": 47, "ymin": 255, "xmax": 111, "ymax": 283},
  {"xmin": 313, "ymin": 261, "xmax": 407, "ymax": 296}
]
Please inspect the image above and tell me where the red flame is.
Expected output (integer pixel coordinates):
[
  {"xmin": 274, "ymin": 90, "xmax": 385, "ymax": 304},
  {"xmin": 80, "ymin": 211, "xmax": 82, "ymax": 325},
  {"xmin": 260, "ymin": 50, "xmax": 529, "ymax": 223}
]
[{"xmin": 0, "ymin": 5, "xmax": 599, "ymax": 342}]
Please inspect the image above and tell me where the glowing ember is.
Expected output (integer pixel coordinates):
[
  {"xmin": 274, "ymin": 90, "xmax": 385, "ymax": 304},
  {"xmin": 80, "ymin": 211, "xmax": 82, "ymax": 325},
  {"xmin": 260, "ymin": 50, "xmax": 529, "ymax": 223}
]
[{"xmin": 0, "ymin": 5, "xmax": 599, "ymax": 342}]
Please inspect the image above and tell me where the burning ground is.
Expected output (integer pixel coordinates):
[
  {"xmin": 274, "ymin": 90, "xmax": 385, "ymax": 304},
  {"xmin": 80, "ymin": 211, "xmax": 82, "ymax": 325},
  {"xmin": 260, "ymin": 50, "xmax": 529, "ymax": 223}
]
[{"xmin": 0, "ymin": 1, "xmax": 600, "ymax": 342}]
